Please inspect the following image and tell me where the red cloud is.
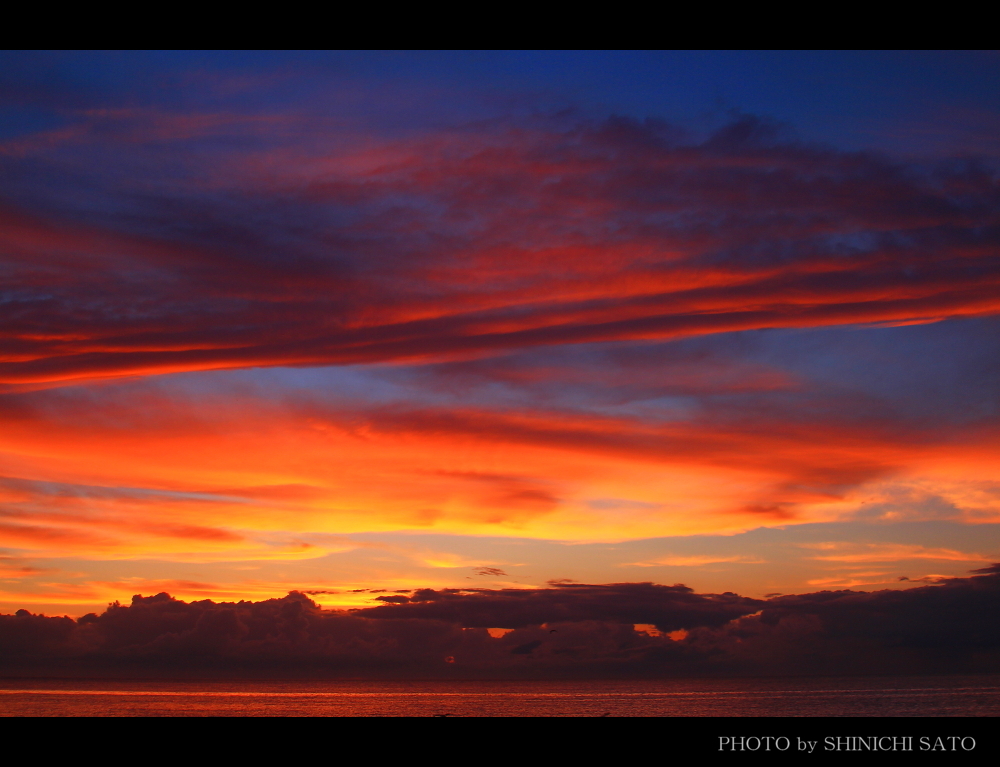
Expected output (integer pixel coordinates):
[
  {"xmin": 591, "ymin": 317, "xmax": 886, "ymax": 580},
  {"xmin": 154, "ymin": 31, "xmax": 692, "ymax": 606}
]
[{"xmin": 2, "ymin": 115, "xmax": 999, "ymax": 386}]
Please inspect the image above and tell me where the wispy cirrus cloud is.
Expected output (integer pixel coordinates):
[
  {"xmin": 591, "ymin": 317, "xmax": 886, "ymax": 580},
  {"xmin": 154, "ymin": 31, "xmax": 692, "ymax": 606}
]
[
  {"xmin": 801, "ymin": 541, "xmax": 989, "ymax": 563},
  {"xmin": 622, "ymin": 555, "xmax": 766, "ymax": 567}
]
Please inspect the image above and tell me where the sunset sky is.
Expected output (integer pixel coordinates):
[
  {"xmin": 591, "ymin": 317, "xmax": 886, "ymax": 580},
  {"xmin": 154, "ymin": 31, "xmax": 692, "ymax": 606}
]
[{"xmin": 2, "ymin": 51, "xmax": 999, "ymax": 616}]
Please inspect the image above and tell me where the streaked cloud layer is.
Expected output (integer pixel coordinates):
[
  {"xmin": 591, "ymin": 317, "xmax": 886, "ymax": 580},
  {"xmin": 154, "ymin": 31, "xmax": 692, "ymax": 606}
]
[
  {"xmin": 1, "ymin": 52, "xmax": 999, "ymax": 617},
  {"xmin": 4, "ymin": 111, "xmax": 1000, "ymax": 385}
]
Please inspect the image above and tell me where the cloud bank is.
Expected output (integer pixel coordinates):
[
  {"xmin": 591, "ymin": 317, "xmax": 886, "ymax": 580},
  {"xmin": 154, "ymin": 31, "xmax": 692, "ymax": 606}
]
[{"xmin": 4, "ymin": 567, "xmax": 1000, "ymax": 678}]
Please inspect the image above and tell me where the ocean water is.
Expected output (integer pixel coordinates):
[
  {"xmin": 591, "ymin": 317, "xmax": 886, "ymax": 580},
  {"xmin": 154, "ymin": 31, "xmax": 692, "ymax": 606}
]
[{"xmin": 2, "ymin": 675, "xmax": 999, "ymax": 716}]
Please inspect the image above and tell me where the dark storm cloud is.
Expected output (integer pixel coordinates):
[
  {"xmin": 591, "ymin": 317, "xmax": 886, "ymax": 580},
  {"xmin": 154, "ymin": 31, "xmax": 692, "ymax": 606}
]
[
  {"xmin": 681, "ymin": 564, "xmax": 1000, "ymax": 676},
  {"xmin": 355, "ymin": 581, "xmax": 760, "ymax": 630},
  {"xmin": 2, "ymin": 112, "xmax": 999, "ymax": 386},
  {"xmin": 4, "ymin": 568, "xmax": 1000, "ymax": 678}
]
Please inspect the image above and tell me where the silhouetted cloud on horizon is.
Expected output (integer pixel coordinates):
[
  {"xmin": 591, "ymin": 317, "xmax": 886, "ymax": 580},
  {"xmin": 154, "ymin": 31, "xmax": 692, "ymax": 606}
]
[{"xmin": 3, "ymin": 567, "xmax": 1000, "ymax": 678}]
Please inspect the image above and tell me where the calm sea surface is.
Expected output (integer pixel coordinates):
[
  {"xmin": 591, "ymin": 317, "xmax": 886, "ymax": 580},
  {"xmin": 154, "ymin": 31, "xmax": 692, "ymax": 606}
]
[{"xmin": 2, "ymin": 675, "xmax": 999, "ymax": 716}]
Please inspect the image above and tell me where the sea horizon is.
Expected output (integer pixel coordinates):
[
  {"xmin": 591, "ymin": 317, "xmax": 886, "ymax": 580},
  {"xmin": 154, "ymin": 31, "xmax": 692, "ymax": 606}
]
[{"xmin": 3, "ymin": 674, "xmax": 999, "ymax": 717}]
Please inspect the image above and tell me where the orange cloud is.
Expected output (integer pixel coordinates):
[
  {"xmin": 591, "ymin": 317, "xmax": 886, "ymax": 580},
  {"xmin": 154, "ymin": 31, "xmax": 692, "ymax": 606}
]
[
  {"xmin": 0, "ymin": 556, "xmax": 47, "ymax": 579},
  {"xmin": 801, "ymin": 542, "xmax": 989, "ymax": 563},
  {"xmin": 1, "ymin": 373, "xmax": 996, "ymax": 564},
  {"xmin": 623, "ymin": 555, "xmax": 766, "ymax": 567}
]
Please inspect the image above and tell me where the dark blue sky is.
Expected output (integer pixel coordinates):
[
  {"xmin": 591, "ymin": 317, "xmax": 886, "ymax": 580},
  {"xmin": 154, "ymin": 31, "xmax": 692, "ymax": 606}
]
[{"xmin": 3, "ymin": 50, "xmax": 999, "ymax": 154}]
